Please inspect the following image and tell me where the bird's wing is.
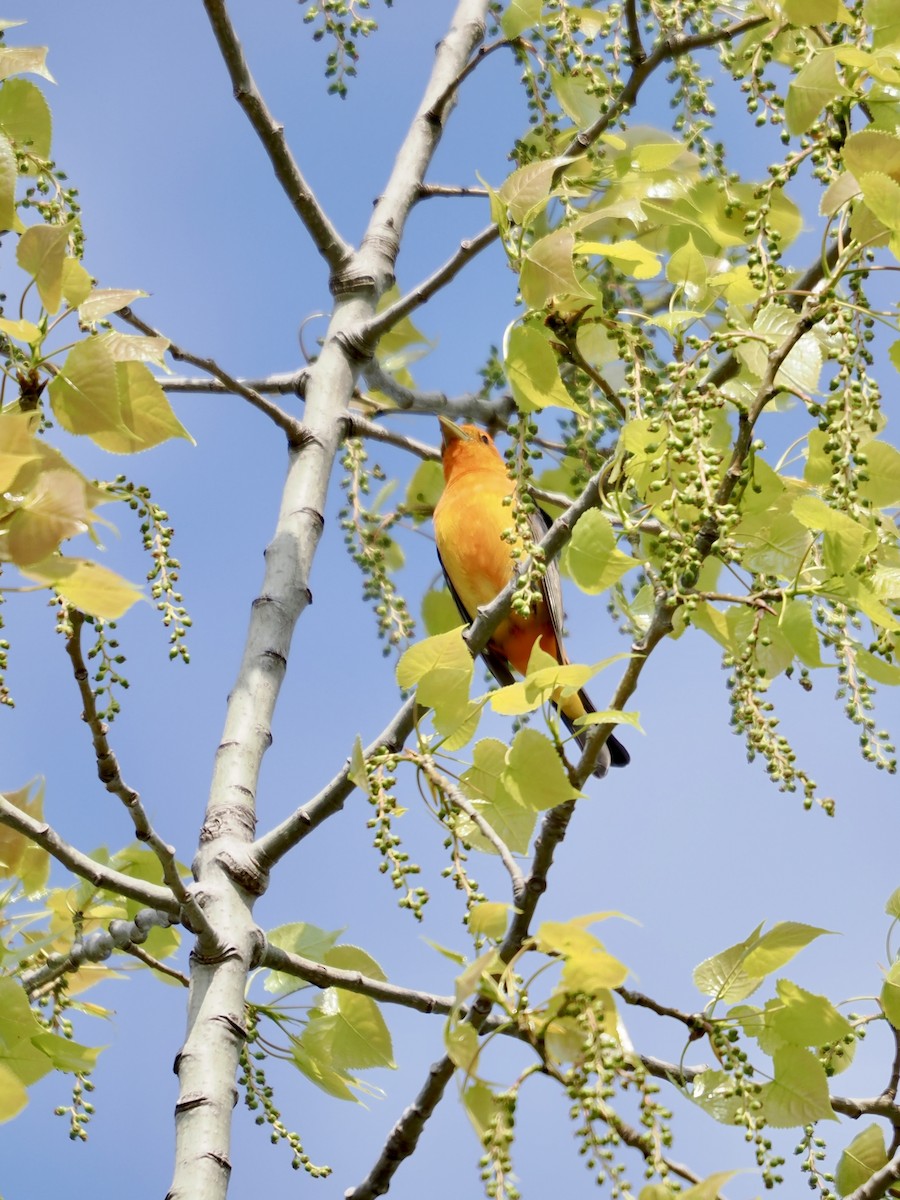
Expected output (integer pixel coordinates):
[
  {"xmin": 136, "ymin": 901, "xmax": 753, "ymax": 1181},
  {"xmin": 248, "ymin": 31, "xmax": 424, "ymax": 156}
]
[
  {"xmin": 436, "ymin": 547, "xmax": 517, "ymax": 688},
  {"xmin": 526, "ymin": 505, "xmax": 567, "ymax": 660}
]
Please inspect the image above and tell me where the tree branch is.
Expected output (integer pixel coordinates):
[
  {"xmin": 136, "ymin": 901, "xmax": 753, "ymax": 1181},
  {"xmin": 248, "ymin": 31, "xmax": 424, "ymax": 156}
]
[
  {"xmin": 260, "ymin": 943, "xmax": 454, "ymax": 1015},
  {"xmin": 201, "ymin": 0, "xmax": 352, "ymax": 273},
  {"xmin": 415, "ymin": 754, "xmax": 526, "ymax": 901},
  {"xmin": 64, "ymin": 613, "xmax": 196, "ymax": 913},
  {"xmin": 362, "ymin": 358, "xmax": 514, "ymax": 424},
  {"xmin": 0, "ymin": 793, "xmax": 179, "ymax": 914},
  {"xmin": 119, "ymin": 307, "xmax": 310, "ymax": 444},
  {"xmin": 252, "ymin": 696, "xmax": 418, "ymax": 873},
  {"xmin": 357, "ymin": 223, "xmax": 499, "ymax": 344},
  {"xmin": 162, "ymin": 369, "xmax": 308, "ymax": 397},
  {"xmin": 344, "ymin": 1054, "xmax": 457, "ymax": 1200}
]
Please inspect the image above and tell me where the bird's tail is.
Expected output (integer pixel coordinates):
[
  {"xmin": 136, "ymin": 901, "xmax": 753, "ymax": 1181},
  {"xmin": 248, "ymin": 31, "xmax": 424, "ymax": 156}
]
[{"xmin": 559, "ymin": 690, "xmax": 630, "ymax": 779}]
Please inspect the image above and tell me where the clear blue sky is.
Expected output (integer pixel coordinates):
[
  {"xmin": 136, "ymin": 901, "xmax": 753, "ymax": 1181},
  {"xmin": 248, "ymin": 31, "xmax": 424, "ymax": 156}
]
[{"xmin": 3, "ymin": 4, "xmax": 898, "ymax": 1198}]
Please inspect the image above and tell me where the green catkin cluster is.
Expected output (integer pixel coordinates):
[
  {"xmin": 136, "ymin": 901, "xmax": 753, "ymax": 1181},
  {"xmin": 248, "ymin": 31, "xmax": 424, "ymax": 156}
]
[
  {"xmin": 116, "ymin": 477, "xmax": 191, "ymax": 663},
  {"xmin": 239, "ymin": 1010, "xmax": 331, "ymax": 1178},
  {"xmin": 708, "ymin": 1025, "xmax": 785, "ymax": 1190},
  {"xmin": 503, "ymin": 415, "xmax": 548, "ymax": 621},
  {"xmin": 300, "ymin": 0, "xmax": 392, "ymax": 96},
  {"xmin": 478, "ymin": 1089, "xmax": 520, "ymax": 1200},
  {"xmin": 562, "ymin": 994, "xmax": 673, "ymax": 1197},
  {"xmin": 363, "ymin": 749, "xmax": 428, "ymax": 920},
  {"xmin": 339, "ymin": 438, "xmax": 416, "ymax": 655}
]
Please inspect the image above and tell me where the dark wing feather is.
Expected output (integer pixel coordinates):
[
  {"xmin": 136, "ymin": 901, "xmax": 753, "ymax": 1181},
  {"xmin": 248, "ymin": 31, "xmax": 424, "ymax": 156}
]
[
  {"xmin": 436, "ymin": 547, "xmax": 516, "ymax": 688},
  {"xmin": 526, "ymin": 506, "xmax": 630, "ymax": 770}
]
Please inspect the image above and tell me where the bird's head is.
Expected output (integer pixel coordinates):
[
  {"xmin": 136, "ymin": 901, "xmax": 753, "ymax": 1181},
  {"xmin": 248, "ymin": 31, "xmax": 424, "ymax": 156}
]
[{"xmin": 438, "ymin": 417, "xmax": 504, "ymax": 479}]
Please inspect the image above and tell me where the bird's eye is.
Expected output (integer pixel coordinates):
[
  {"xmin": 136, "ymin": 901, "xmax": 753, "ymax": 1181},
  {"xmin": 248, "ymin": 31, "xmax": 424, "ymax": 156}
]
[{"xmin": 480, "ymin": 434, "xmax": 490, "ymax": 444}]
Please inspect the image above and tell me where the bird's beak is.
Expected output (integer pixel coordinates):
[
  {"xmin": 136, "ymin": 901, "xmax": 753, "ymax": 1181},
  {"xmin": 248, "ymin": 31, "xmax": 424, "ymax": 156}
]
[{"xmin": 438, "ymin": 415, "xmax": 468, "ymax": 447}]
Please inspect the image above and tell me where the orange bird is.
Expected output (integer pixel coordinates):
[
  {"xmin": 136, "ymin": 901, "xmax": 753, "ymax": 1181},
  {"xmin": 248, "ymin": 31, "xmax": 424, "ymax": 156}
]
[{"xmin": 432, "ymin": 417, "xmax": 629, "ymax": 778}]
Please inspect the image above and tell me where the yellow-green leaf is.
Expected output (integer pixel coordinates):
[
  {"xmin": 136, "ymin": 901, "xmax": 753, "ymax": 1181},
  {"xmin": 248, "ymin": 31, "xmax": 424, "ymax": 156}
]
[
  {"xmin": 16, "ymin": 222, "xmax": 68, "ymax": 313},
  {"xmin": 468, "ymin": 902, "xmax": 510, "ymax": 941},
  {"xmin": 48, "ymin": 337, "xmax": 123, "ymax": 436},
  {"xmin": 6, "ymin": 469, "xmax": 89, "ymax": 565},
  {"xmin": 78, "ymin": 288, "xmax": 147, "ymax": 324},
  {"xmin": 0, "ymin": 46, "xmax": 54, "ymax": 83},
  {"xmin": 504, "ymin": 727, "xmax": 579, "ymax": 810},
  {"xmin": 505, "ymin": 323, "xmax": 581, "ymax": 413},
  {"xmin": 880, "ymin": 960, "xmax": 900, "ymax": 1029},
  {"xmin": 759, "ymin": 1045, "xmax": 836, "ymax": 1127},
  {"xmin": 521, "ymin": 228, "xmax": 592, "ymax": 307},
  {"xmin": 60, "ymin": 257, "xmax": 92, "ymax": 307},
  {"xmin": 835, "ymin": 1124, "xmax": 889, "ymax": 1196},
  {"xmin": 0, "ymin": 779, "xmax": 49, "ymax": 895},
  {"xmin": 21, "ymin": 556, "xmax": 143, "ymax": 619},
  {"xmin": 565, "ymin": 508, "xmax": 638, "ymax": 594},
  {"xmin": 89, "ymin": 362, "xmax": 193, "ymax": 454},
  {"xmin": 0, "ymin": 78, "xmax": 51, "ymax": 166}
]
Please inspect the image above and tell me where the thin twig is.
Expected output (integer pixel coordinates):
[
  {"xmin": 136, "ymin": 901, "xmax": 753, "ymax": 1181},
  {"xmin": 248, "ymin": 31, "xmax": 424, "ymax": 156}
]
[
  {"xmin": 123, "ymin": 943, "xmax": 190, "ymax": 986},
  {"xmin": 343, "ymin": 413, "xmax": 439, "ymax": 462},
  {"xmin": 417, "ymin": 183, "xmax": 489, "ymax": 200},
  {"xmin": 358, "ymin": 223, "xmax": 499, "ymax": 344},
  {"xmin": 119, "ymin": 308, "xmax": 310, "ymax": 444},
  {"xmin": 362, "ymin": 358, "xmax": 514, "ymax": 424},
  {"xmin": 0, "ymin": 792, "xmax": 179, "ymax": 914},
  {"xmin": 201, "ymin": 0, "xmax": 352, "ymax": 272},
  {"xmin": 64, "ymin": 614, "xmax": 193, "ymax": 911},
  {"xmin": 260, "ymin": 943, "xmax": 454, "ymax": 1015},
  {"xmin": 415, "ymin": 755, "xmax": 526, "ymax": 901},
  {"xmin": 162, "ymin": 369, "xmax": 308, "ymax": 397},
  {"xmin": 252, "ymin": 696, "xmax": 419, "ymax": 872}
]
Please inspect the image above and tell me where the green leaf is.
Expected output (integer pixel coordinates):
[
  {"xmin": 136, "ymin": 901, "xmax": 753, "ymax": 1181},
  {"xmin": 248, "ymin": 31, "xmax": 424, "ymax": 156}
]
[
  {"xmin": 78, "ymin": 288, "xmax": 147, "ymax": 324},
  {"xmin": 0, "ymin": 316, "xmax": 40, "ymax": 346},
  {"xmin": 291, "ymin": 1033, "xmax": 359, "ymax": 1102},
  {"xmin": 758, "ymin": 1045, "xmax": 836, "ymax": 1127},
  {"xmin": 780, "ymin": 599, "xmax": 825, "ymax": 668},
  {"xmin": 30, "ymin": 1032, "xmax": 103, "ymax": 1074},
  {"xmin": 0, "ymin": 978, "xmax": 54, "ymax": 1087},
  {"xmin": 421, "ymin": 587, "xmax": 463, "ymax": 636},
  {"xmin": 88, "ymin": 362, "xmax": 193, "ymax": 454},
  {"xmin": 323, "ymin": 943, "xmax": 387, "ymax": 983},
  {"xmin": 396, "ymin": 627, "xmax": 469, "ymax": 690},
  {"xmin": 48, "ymin": 337, "xmax": 123, "ymax": 437},
  {"xmin": 785, "ymin": 50, "xmax": 852, "ymax": 136},
  {"xmin": 565, "ymin": 509, "xmax": 638, "ymax": 594},
  {"xmin": 16, "ymin": 222, "xmax": 69, "ymax": 313},
  {"xmin": 468, "ymin": 902, "xmax": 510, "ymax": 941},
  {"xmin": 767, "ymin": 979, "xmax": 853, "ymax": 1046},
  {"xmin": 859, "ymin": 171, "xmax": 900, "ymax": 231},
  {"xmin": 504, "ymin": 727, "xmax": 579, "ymax": 810},
  {"xmin": 742, "ymin": 922, "xmax": 832, "ymax": 978},
  {"xmin": 101, "ymin": 330, "xmax": 170, "ymax": 367},
  {"xmin": 6, "ymin": 470, "xmax": 89, "ymax": 566},
  {"xmin": 844, "ymin": 130, "xmax": 900, "ymax": 183},
  {"xmin": 348, "ymin": 736, "xmax": 368, "ymax": 791},
  {"xmin": 264, "ymin": 922, "xmax": 344, "ymax": 997},
  {"xmin": 0, "ymin": 780, "xmax": 49, "ymax": 895},
  {"xmin": 521, "ymin": 228, "xmax": 591, "ymax": 308},
  {"xmin": 497, "ymin": 157, "xmax": 570, "ymax": 224},
  {"xmin": 580, "ymin": 238, "xmax": 662, "ymax": 280},
  {"xmin": 445, "ymin": 1019, "xmax": 481, "ymax": 1072},
  {"xmin": 666, "ymin": 234, "xmax": 707, "ymax": 296},
  {"xmin": 60, "ymin": 257, "xmax": 92, "ymax": 307},
  {"xmin": 22, "ymin": 557, "xmax": 143, "ymax": 620},
  {"xmin": 0, "ymin": 78, "xmax": 51, "ymax": 166},
  {"xmin": 0, "ymin": 1060, "xmax": 28, "ymax": 1123},
  {"xmin": 693, "ymin": 923, "xmax": 767, "ymax": 1003},
  {"xmin": 505, "ymin": 323, "xmax": 581, "ymax": 413},
  {"xmin": 0, "ymin": 131, "xmax": 21, "ymax": 233},
  {"xmin": 459, "ymin": 738, "xmax": 536, "ymax": 856},
  {"xmin": 835, "ymin": 1124, "xmax": 889, "ymax": 1196},
  {"xmin": 323, "ymin": 989, "xmax": 394, "ymax": 1071},
  {"xmin": 886, "ymin": 886, "xmax": 900, "ymax": 919},
  {"xmin": 880, "ymin": 959, "xmax": 900, "ymax": 1029},
  {"xmin": 859, "ymin": 439, "xmax": 900, "ymax": 507},
  {"xmin": 792, "ymin": 495, "xmax": 872, "ymax": 574},
  {"xmin": 404, "ymin": 459, "xmax": 444, "ymax": 517},
  {"xmin": 783, "ymin": 0, "xmax": 849, "ymax": 23},
  {"xmin": 500, "ymin": 0, "xmax": 542, "ymax": 38}
]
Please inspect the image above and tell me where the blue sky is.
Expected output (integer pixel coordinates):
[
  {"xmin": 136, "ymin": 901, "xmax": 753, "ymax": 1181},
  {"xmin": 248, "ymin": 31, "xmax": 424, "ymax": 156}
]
[{"xmin": 3, "ymin": 4, "xmax": 899, "ymax": 1198}]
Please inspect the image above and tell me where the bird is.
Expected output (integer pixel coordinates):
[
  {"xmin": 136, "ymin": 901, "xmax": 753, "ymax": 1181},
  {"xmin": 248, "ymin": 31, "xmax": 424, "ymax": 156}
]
[{"xmin": 432, "ymin": 416, "xmax": 629, "ymax": 778}]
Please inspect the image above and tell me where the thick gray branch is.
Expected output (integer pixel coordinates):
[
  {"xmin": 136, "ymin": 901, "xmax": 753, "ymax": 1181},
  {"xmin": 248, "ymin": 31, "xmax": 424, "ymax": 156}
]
[{"xmin": 201, "ymin": 0, "xmax": 352, "ymax": 272}]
